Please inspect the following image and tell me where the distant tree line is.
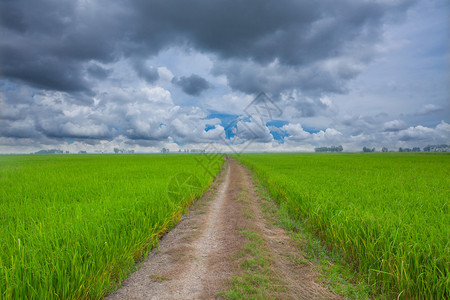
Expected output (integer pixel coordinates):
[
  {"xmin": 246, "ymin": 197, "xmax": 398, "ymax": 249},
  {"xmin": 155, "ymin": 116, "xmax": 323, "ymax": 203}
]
[
  {"xmin": 423, "ymin": 144, "xmax": 449, "ymax": 152},
  {"xmin": 398, "ymin": 147, "xmax": 421, "ymax": 152},
  {"xmin": 34, "ymin": 149, "xmax": 64, "ymax": 154},
  {"xmin": 362, "ymin": 147, "xmax": 375, "ymax": 152},
  {"xmin": 34, "ymin": 149, "xmax": 69, "ymax": 154},
  {"xmin": 314, "ymin": 145, "xmax": 343, "ymax": 152},
  {"xmin": 171, "ymin": 148, "xmax": 207, "ymax": 153},
  {"xmin": 362, "ymin": 144, "xmax": 449, "ymax": 153},
  {"xmin": 114, "ymin": 148, "xmax": 135, "ymax": 154}
]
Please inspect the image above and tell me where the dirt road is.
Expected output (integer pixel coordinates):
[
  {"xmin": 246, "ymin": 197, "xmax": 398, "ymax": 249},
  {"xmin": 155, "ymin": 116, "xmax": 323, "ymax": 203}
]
[{"xmin": 107, "ymin": 159, "xmax": 339, "ymax": 299}]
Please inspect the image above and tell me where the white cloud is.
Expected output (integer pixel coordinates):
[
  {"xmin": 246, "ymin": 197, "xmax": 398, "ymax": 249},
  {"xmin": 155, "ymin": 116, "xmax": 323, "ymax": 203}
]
[
  {"xmin": 157, "ymin": 67, "xmax": 174, "ymax": 82},
  {"xmin": 396, "ymin": 121, "xmax": 450, "ymax": 142},
  {"xmin": 282, "ymin": 123, "xmax": 310, "ymax": 141},
  {"xmin": 383, "ymin": 119, "xmax": 407, "ymax": 132},
  {"xmin": 417, "ymin": 104, "xmax": 442, "ymax": 115}
]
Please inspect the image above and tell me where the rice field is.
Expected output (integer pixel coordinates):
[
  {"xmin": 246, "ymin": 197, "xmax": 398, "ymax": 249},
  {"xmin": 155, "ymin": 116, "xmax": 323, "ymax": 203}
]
[
  {"xmin": 0, "ymin": 154, "xmax": 223, "ymax": 299},
  {"xmin": 2, "ymin": 152, "xmax": 448, "ymax": 298},
  {"xmin": 237, "ymin": 153, "xmax": 449, "ymax": 298}
]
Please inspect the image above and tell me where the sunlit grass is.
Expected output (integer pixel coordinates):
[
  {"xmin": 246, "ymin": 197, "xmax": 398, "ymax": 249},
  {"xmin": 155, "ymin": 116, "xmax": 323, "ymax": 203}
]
[
  {"xmin": 237, "ymin": 153, "xmax": 449, "ymax": 298},
  {"xmin": 0, "ymin": 154, "xmax": 223, "ymax": 299}
]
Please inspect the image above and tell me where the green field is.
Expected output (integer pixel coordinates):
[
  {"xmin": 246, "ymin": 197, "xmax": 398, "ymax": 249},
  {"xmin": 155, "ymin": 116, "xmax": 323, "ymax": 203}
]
[
  {"xmin": 237, "ymin": 153, "xmax": 449, "ymax": 298},
  {"xmin": 2, "ymin": 153, "xmax": 448, "ymax": 299},
  {"xmin": 0, "ymin": 154, "xmax": 223, "ymax": 299}
]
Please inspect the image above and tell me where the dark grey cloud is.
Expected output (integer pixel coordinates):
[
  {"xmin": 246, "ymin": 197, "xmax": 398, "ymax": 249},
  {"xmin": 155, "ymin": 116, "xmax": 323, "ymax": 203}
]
[
  {"xmin": 87, "ymin": 64, "xmax": 112, "ymax": 80},
  {"xmin": 132, "ymin": 0, "xmax": 410, "ymax": 64},
  {"xmin": 0, "ymin": 46, "xmax": 92, "ymax": 92},
  {"xmin": 0, "ymin": 120, "xmax": 39, "ymax": 138},
  {"xmin": 172, "ymin": 74, "xmax": 211, "ymax": 96},
  {"xmin": 333, "ymin": 113, "xmax": 391, "ymax": 136},
  {"xmin": 1, "ymin": 0, "xmax": 414, "ymax": 95},
  {"xmin": 132, "ymin": 59, "xmax": 160, "ymax": 83},
  {"xmin": 6, "ymin": 0, "xmax": 445, "ymax": 153},
  {"xmin": 131, "ymin": 0, "xmax": 414, "ymax": 95},
  {"xmin": 0, "ymin": 0, "xmax": 123, "ymax": 93}
]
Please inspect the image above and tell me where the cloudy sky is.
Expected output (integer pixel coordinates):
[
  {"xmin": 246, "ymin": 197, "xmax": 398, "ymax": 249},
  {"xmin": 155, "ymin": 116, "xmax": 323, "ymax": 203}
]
[{"xmin": 0, "ymin": 0, "xmax": 448, "ymax": 153}]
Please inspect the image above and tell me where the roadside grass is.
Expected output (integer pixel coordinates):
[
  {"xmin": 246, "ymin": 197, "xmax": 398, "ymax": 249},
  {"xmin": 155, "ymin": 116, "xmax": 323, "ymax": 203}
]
[
  {"xmin": 0, "ymin": 154, "xmax": 224, "ymax": 299},
  {"xmin": 237, "ymin": 153, "xmax": 449, "ymax": 298},
  {"xmin": 253, "ymin": 175, "xmax": 376, "ymax": 299},
  {"xmin": 224, "ymin": 228, "xmax": 284, "ymax": 299},
  {"xmin": 220, "ymin": 169, "xmax": 368, "ymax": 299},
  {"xmin": 150, "ymin": 274, "xmax": 171, "ymax": 282},
  {"xmin": 219, "ymin": 189, "xmax": 286, "ymax": 299}
]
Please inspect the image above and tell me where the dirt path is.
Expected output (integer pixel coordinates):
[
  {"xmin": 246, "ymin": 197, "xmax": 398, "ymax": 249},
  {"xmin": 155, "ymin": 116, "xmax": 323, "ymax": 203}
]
[{"xmin": 106, "ymin": 159, "xmax": 340, "ymax": 299}]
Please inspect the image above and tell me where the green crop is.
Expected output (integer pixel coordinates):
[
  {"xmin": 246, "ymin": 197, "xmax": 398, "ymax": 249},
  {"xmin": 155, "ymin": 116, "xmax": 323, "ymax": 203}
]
[
  {"xmin": 0, "ymin": 154, "xmax": 223, "ymax": 299},
  {"xmin": 237, "ymin": 153, "xmax": 449, "ymax": 298}
]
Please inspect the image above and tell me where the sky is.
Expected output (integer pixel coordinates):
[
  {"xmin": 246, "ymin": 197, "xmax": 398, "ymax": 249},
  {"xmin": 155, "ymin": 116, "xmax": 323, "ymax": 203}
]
[{"xmin": 0, "ymin": 0, "xmax": 449, "ymax": 153}]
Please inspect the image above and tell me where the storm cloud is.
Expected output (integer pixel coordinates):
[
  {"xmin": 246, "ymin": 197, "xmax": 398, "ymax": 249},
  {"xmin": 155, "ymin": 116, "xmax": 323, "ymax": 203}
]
[
  {"xmin": 172, "ymin": 74, "xmax": 211, "ymax": 96},
  {"xmin": 0, "ymin": 0, "xmax": 448, "ymax": 153},
  {"xmin": 1, "ymin": 0, "xmax": 414, "ymax": 94}
]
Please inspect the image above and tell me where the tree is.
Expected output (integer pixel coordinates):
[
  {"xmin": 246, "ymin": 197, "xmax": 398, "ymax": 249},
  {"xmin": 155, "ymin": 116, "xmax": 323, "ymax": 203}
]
[
  {"xmin": 314, "ymin": 145, "xmax": 343, "ymax": 152},
  {"xmin": 382, "ymin": 147, "xmax": 388, "ymax": 152}
]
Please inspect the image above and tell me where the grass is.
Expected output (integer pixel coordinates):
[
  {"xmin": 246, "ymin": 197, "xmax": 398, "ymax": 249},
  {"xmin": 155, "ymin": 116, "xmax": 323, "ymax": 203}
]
[
  {"xmin": 150, "ymin": 274, "xmax": 170, "ymax": 282},
  {"xmin": 0, "ymin": 154, "xmax": 223, "ymax": 299},
  {"xmin": 236, "ymin": 153, "xmax": 449, "ymax": 299},
  {"xmin": 219, "ymin": 186, "xmax": 288, "ymax": 299},
  {"xmin": 220, "ymin": 226, "xmax": 283, "ymax": 299},
  {"xmin": 254, "ymin": 174, "xmax": 373, "ymax": 299}
]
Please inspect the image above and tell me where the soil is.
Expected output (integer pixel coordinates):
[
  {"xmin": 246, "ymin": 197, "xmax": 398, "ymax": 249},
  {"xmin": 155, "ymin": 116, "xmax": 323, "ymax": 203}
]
[{"xmin": 106, "ymin": 158, "xmax": 340, "ymax": 299}]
